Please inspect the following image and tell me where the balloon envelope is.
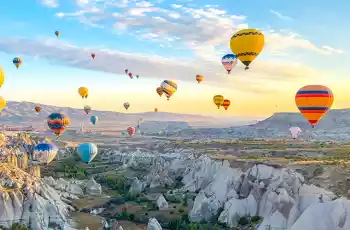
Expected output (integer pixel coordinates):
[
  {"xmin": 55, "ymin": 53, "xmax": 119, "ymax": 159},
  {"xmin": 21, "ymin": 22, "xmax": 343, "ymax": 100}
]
[
  {"xmin": 0, "ymin": 133, "xmax": 6, "ymax": 147},
  {"xmin": 35, "ymin": 106, "xmax": 41, "ymax": 113},
  {"xmin": 295, "ymin": 85, "xmax": 334, "ymax": 128},
  {"xmin": 78, "ymin": 142, "xmax": 98, "ymax": 163},
  {"xmin": 221, "ymin": 54, "xmax": 237, "ymax": 74},
  {"xmin": 84, "ymin": 105, "xmax": 92, "ymax": 114},
  {"xmin": 124, "ymin": 102, "xmax": 130, "ymax": 110},
  {"xmin": 161, "ymin": 80, "xmax": 178, "ymax": 100},
  {"xmin": 196, "ymin": 75, "xmax": 203, "ymax": 83},
  {"xmin": 90, "ymin": 116, "xmax": 98, "ymax": 125},
  {"xmin": 230, "ymin": 29, "xmax": 264, "ymax": 70},
  {"xmin": 33, "ymin": 143, "xmax": 58, "ymax": 164},
  {"xmin": 127, "ymin": 126, "xmax": 136, "ymax": 136},
  {"xmin": 222, "ymin": 99, "xmax": 231, "ymax": 110},
  {"xmin": 289, "ymin": 127, "xmax": 302, "ymax": 139},
  {"xmin": 13, "ymin": 57, "xmax": 22, "ymax": 69},
  {"xmin": 0, "ymin": 97, "xmax": 6, "ymax": 111},
  {"xmin": 47, "ymin": 113, "xmax": 70, "ymax": 137},
  {"xmin": 213, "ymin": 95, "xmax": 224, "ymax": 109},
  {"xmin": 156, "ymin": 87, "xmax": 163, "ymax": 97},
  {"xmin": 0, "ymin": 67, "xmax": 5, "ymax": 89},
  {"xmin": 78, "ymin": 87, "xmax": 89, "ymax": 98}
]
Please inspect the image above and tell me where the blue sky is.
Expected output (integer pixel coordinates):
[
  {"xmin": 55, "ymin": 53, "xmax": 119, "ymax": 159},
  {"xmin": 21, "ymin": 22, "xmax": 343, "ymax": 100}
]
[{"xmin": 0, "ymin": 0, "xmax": 348, "ymax": 117}]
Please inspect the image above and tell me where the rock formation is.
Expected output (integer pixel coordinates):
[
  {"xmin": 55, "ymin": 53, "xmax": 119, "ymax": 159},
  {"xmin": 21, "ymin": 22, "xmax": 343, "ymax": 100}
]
[{"xmin": 147, "ymin": 217, "xmax": 162, "ymax": 230}]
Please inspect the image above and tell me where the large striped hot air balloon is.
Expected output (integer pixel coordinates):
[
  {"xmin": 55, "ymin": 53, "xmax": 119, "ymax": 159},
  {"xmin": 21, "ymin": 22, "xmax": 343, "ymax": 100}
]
[
  {"xmin": 295, "ymin": 85, "xmax": 334, "ymax": 128},
  {"xmin": 47, "ymin": 113, "xmax": 70, "ymax": 137},
  {"xmin": 161, "ymin": 80, "xmax": 178, "ymax": 100},
  {"xmin": 13, "ymin": 57, "xmax": 22, "ymax": 69},
  {"xmin": 33, "ymin": 143, "xmax": 58, "ymax": 164}
]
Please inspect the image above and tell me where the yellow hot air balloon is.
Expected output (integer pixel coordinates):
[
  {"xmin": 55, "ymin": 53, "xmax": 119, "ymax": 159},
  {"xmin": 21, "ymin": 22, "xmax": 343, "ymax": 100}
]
[
  {"xmin": 213, "ymin": 95, "xmax": 224, "ymax": 109},
  {"xmin": 0, "ymin": 97, "xmax": 6, "ymax": 112},
  {"xmin": 154, "ymin": 108, "xmax": 158, "ymax": 112},
  {"xmin": 78, "ymin": 87, "xmax": 89, "ymax": 98},
  {"xmin": 0, "ymin": 67, "xmax": 4, "ymax": 89},
  {"xmin": 0, "ymin": 133, "xmax": 6, "ymax": 147},
  {"xmin": 230, "ymin": 29, "xmax": 264, "ymax": 70}
]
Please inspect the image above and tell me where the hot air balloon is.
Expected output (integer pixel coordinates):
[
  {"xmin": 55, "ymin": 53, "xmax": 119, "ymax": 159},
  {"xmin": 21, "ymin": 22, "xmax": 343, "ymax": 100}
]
[
  {"xmin": 13, "ymin": 57, "xmax": 22, "ymax": 69},
  {"xmin": 55, "ymin": 31, "xmax": 60, "ymax": 37},
  {"xmin": 90, "ymin": 115, "xmax": 98, "ymax": 125},
  {"xmin": 160, "ymin": 80, "xmax": 178, "ymax": 100},
  {"xmin": 136, "ymin": 75, "xmax": 139, "ymax": 79},
  {"xmin": 35, "ymin": 106, "xmax": 41, "ymax": 113},
  {"xmin": 91, "ymin": 53, "xmax": 96, "ymax": 59},
  {"xmin": 78, "ymin": 87, "xmax": 89, "ymax": 98},
  {"xmin": 196, "ymin": 75, "xmax": 203, "ymax": 83},
  {"xmin": 127, "ymin": 126, "xmax": 136, "ymax": 136},
  {"xmin": 295, "ymin": 85, "xmax": 334, "ymax": 128},
  {"xmin": 33, "ymin": 143, "xmax": 58, "ymax": 164},
  {"xmin": 128, "ymin": 73, "xmax": 133, "ymax": 79},
  {"xmin": 154, "ymin": 108, "xmax": 158, "ymax": 112},
  {"xmin": 213, "ymin": 95, "xmax": 224, "ymax": 109},
  {"xmin": 0, "ymin": 133, "xmax": 6, "ymax": 147},
  {"xmin": 47, "ymin": 113, "xmax": 70, "ymax": 137},
  {"xmin": 84, "ymin": 105, "xmax": 92, "ymax": 115},
  {"xmin": 125, "ymin": 69, "xmax": 128, "ymax": 74},
  {"xmin": 230, "ymin": 29, "xmax": 265, "ymax": 70},
  {"xmin": 0, "ymin": 67, "xmax": 5, "ymax": 89},
  {"xmin": 289, "ymin": 127, "xmax": 302, "ymax": 139},
  {"xmin": 221, "ymin": 54, "xmax": 238, "ymax": 74},
  {"xmin": 0, "ymin": 97, "xmax": 6, "ymax": 112},
  {"xmin": 156, "ymin": 87, "xmax": 163, "ymax": 97},
  {"xmin": 124, "ymin": 102, "xmax": 130, "ymax": 110},
  {"xmin": 222, "ymin": 99, "xmax": 231, "ymax": 110},
  {"xmin": 78, "ymin": 142, "xmax": 98, "ymax": 164}
]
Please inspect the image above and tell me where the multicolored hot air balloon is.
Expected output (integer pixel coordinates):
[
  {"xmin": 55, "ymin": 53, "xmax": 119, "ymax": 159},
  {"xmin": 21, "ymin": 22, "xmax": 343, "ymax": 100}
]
[
  {"xmin": 156, "ymin": 87, "xmax": 163, "ymax": 97},
  {"xmin": 221, "ymin": 54, "xmax": 238, "ymax": 74},
  {"xmin": 0, "ymin": 67, "xmax": 5, "ymax": 89},
  {"xmin": 78, "ymin": 142, "xmax": 98, "ymax": 164},
  {"xmin": 13, "ymin": 57, "xmax": 22, "ymax": 69},
  {"xmin": 33, "ymin": 143, "xmax": 58, "ymax": 164},
  {"xmin": 128, "ymin": 73, "xmax": 133, "ymax": 79},
  {"xmin": 127, "ymin": 126, "xmax": 136, "ymax": 136},
  {"xmin": 154, "ymin": 108, "xmax": 158, "ymax": 112},
  {"xmin": 124, "ymin": 102, "xmax": 130, "ymax": 110},
  {"xmin": 295, "ymin": 85, "xmax": 334, "ymax": 128},
  {"xmin": 47, "ymin": 113, "xmax": 70, "ymax": 137},
  {"xmin": 35, "ymin": 106, "xmax": 41, "ymax": 113},
  {"xmin": 84, "ymin": 105, "xmax": 92, "ymax": 115},
  {"xmin": 160, "ymin": 80, "xmax": 178, "ymax": 100},
  {"xmin": 222, "ymin": 99, "xmax": 231, "ymax": 110},
  {"xmin": 90, "ymin": 115, "xmax": 98, "ymax": 125},
  {"xmin": 196, "ymin": 75, "xmax": 203, "ymax": 83},
  {"xmin": 0, "ymin": 97, "xmax": 6, "ymax": 112},
  {"xmin": 230, "ymin": 29, "xmax": 265, "ymax": 70},
  {"xmin": 55, "ymin": 31, "xmax": 60, "ymax": 37},
  {"xmin": 289, "ymin": 127, "xmax": 302, "ymax": 139},
  {"xmin": 78, "ymin": 87, "xmax": 89, "ymax": 98},
  {"xmin": 213, "ymin": 95, "xmax": 224, "ymax": 109},
  {"xmin": 91, "ymin": 53, "xmax": 96, "ymax": 59}
]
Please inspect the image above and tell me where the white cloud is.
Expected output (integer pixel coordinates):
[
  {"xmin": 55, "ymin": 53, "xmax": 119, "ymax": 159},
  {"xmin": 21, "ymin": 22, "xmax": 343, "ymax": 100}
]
[
  {"xmin": 270, "ymin": 10, "xmax": 292, "ymax": 21},
  {"xmin": 41, "ymin": 0, "xmax": 59, "ymax": 8},
  {"xmin": 0, "ymin": 37, "xmax": 324, "ymax": 95},
  {"xmin": 171, "ymin": 4, "xmax": 182, "ymax": 8},
  {"xmin": 135, "ymin": 1, "xmax": 153, "ymax": 7},
  {"xmin": 321, "ymin": 46, "xmax": 345, "ymax": 54}
]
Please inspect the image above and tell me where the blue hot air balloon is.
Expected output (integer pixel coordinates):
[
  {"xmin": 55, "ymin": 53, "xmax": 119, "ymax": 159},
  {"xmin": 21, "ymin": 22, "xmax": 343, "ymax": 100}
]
[
  {"xmin": 90, "ymin": 115, "xmax": 98, "ymax": 125},
  {"xmin": 78, "ymin": 142, "xmax": 98, "ymax": 164},
  {"xmin": 33, "ymin": 143, "xmax": 58, "ymax": 164}
]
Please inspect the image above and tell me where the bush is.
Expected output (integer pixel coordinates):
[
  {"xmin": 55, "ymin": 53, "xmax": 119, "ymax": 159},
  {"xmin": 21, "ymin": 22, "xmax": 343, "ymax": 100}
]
[
  {"xmin": 178, "ymin": 208, "xmax": 184, "ymax": 213},
  {"xmin": 251, "ymin": 215, "xmax": 263, "ymax": 223},
  {"xmin": 128, "ymin": 213, "xmax": 135, "ymax": 221},
  {"xmin": 238, "ymin": 216, "xmax": 249, "ymax": 226}
]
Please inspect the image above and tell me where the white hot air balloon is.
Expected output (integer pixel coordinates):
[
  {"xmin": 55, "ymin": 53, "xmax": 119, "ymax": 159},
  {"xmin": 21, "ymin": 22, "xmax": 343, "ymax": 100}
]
[{"xmin": 289, "ymin": 126, "xmax": 302, "ymax": 139}]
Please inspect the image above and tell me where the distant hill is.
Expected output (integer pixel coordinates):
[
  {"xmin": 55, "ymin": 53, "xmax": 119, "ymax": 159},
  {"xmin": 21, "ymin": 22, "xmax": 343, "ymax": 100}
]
[{"xmin": 0, "ymin": 101, "xmax": 254, "ymax": 130}]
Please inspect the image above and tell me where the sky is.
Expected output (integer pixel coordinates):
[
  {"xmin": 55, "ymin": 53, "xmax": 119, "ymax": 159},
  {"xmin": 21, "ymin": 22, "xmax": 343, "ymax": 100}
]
[{"xmin": 0, "ymin": 0, "xmax": 349, "ymax": 118}]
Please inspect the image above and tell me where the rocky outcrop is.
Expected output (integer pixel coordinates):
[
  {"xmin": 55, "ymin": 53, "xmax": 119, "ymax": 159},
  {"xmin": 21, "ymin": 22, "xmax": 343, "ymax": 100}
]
[
  {"xmin": 85, "ymin": 177, "xmax": 102, "ymax": 196},
  {"xmin": 156, "ymin": 194, "xmax": 169, "ymax": 210},
  {"xmin": 129, "ymin": 177, "xmax": 146, "ymax": 195},
  {"xmin": 147, "ymin": 217, "xmax": 162, "ymax": 230}
]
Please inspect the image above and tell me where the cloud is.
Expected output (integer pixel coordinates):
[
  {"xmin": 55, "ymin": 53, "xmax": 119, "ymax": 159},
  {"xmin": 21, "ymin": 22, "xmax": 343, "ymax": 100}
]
[
  {"xmin": 270, "ymin": 10, "xmax": 292, "ymax": 21},
  {"xmin": 0, "ymin": 37, "xmax": 325, "ymax": 95},
  {"xmin": 41, "ymin": 0, "xmax": 59, "ymax": 8}
]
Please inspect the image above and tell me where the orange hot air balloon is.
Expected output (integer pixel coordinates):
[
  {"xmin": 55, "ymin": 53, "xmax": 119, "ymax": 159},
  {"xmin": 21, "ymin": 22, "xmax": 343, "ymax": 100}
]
[
  {"xmin": 154, "ymin": 108, "xmax": 158, "ymax": 112},
  {"xmin": 295, "ymin": 85, "xmax": 334, "ymax": 128},
  {"xmin": 196, "ymin": 75, "xmax": 203, "ymax": 83},
  {"xmin": 91, "ymin": 53, "xmax": 96, "ymax": 59},
  {"xmin": 34, "ymin": 106, "xmax": 41, "ymax": 113},
  {"xmin": 222, "ymin": 99, "xmax": 231, "ymax": 110},
  {"xmin": 156, "ymin": 87, "xmax": 163, "ymax": 97}
]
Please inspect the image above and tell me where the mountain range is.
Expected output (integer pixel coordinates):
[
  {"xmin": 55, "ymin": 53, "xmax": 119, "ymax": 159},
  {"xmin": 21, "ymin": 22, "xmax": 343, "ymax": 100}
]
[{"xmin": 0, "ymin": 101, "xmax": 256, "ymax": 130}]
